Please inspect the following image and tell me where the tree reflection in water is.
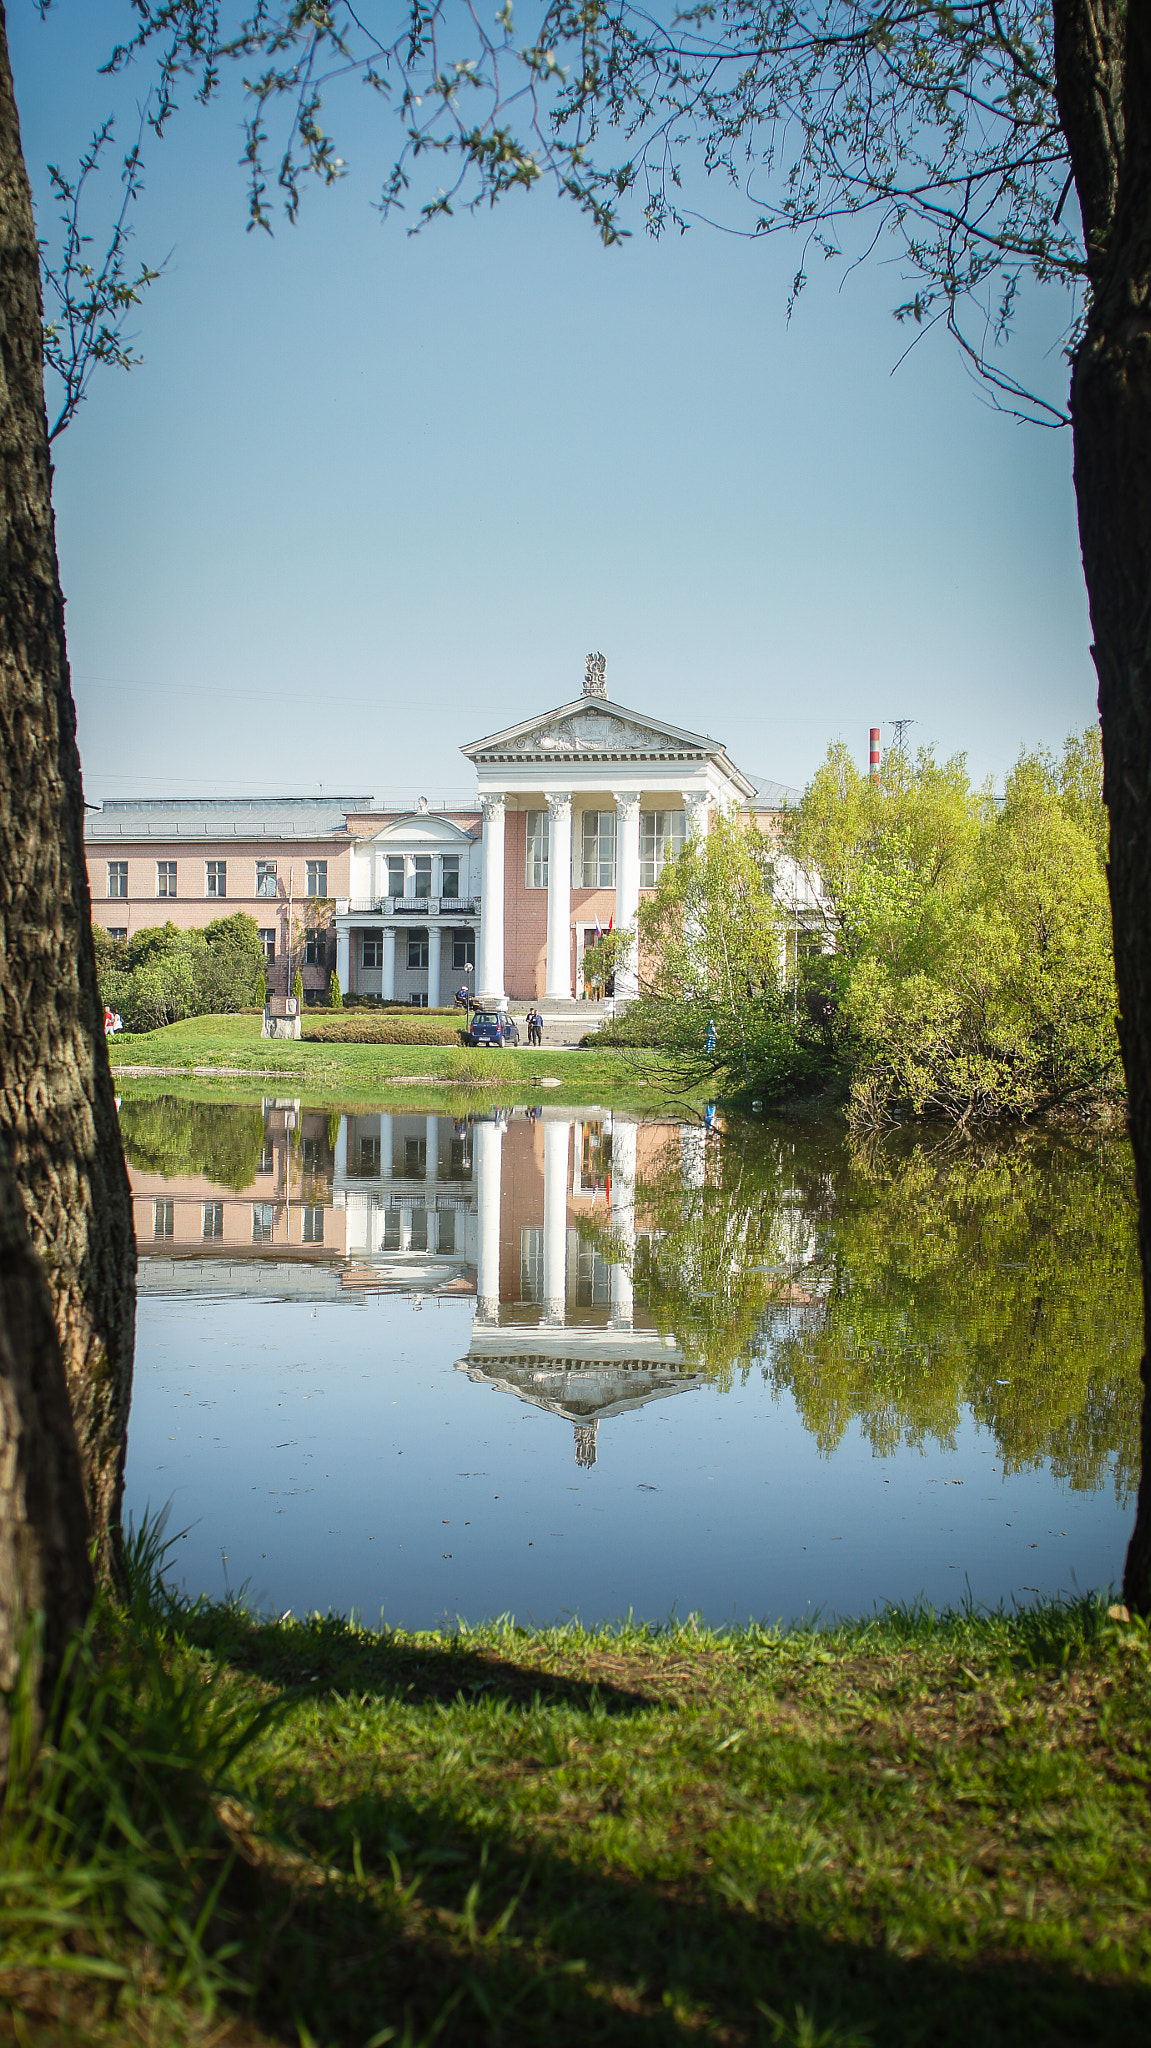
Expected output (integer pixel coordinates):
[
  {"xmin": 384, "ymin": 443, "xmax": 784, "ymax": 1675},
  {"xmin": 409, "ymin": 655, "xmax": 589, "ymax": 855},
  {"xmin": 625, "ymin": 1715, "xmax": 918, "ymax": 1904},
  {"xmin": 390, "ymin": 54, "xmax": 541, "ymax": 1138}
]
[{"xmin": 622, "ymin": 1121, "xmax": 1141, "ymax": 1501}]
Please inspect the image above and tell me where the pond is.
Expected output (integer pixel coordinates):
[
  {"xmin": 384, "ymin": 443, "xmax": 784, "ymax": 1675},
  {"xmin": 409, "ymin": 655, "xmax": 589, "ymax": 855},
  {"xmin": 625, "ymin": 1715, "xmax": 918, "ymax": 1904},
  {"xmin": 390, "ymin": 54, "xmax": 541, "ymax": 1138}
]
[{"xmin": 118, "ymin": 1093, "xmax": 1141, "ymax": 1628}]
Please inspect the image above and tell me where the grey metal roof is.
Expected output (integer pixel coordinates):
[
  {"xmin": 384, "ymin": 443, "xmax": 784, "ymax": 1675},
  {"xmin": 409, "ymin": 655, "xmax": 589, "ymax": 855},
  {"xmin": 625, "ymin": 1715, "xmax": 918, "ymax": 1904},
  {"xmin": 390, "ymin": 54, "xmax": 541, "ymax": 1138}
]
[
  {"xmin": 743, "ymin": 775, "xmax": 803, "ymax": 811},
  {"xmin": 85, "ymin": 795, "xmax": 373, "ymax": 842}
]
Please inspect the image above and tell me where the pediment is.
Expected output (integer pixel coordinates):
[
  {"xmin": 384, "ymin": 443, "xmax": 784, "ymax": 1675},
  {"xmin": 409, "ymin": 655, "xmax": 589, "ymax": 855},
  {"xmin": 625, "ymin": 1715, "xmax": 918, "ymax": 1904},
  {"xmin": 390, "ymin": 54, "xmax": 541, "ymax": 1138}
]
[
  {"xmin": 361, "ymin": 813, "xmax": 476, "ymax": 848},
  {"xmin": 463, "ymin": 697, "xmax": 716, "ymax": 762}
]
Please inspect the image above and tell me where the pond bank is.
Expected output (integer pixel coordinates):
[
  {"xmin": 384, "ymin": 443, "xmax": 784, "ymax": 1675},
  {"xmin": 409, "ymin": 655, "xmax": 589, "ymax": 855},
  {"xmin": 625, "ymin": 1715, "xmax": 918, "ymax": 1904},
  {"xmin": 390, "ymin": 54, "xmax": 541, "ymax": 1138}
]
[{"xmin": 5, "ymin": 1593, "xmax": 1149, "ymax": 2047}]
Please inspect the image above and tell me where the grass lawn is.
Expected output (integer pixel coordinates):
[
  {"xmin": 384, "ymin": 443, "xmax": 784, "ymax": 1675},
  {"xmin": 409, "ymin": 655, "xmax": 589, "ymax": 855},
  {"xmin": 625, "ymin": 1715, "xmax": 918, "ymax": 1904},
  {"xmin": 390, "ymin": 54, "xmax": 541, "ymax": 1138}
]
[
  {"xmin": 108, "ymin": 1013, "xmax": 697, "ymax": 1114},
  {"xmin": 4, "ymin": 1582, "xmax": 1149, "ymax": 2046}
]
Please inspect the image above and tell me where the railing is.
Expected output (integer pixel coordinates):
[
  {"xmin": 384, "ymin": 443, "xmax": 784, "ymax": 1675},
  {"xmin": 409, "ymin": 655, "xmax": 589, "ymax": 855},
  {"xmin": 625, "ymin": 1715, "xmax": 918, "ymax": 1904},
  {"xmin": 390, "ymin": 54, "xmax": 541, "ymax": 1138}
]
[{"xmin": 342, "ymin": 896, "xmax": 478, "ymax": 917}]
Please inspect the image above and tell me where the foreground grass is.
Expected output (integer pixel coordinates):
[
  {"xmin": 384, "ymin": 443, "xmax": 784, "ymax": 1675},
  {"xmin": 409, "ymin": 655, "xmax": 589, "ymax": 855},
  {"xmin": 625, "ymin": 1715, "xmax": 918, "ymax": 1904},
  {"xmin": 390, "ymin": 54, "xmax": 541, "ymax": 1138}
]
[
  {"xmin": 108, "ymin": 1013, "xmax": 691, "ymax": 1113},
  {"xmin": 2, "ymin": 1585, "xmax": 1149, "ymax": 2046}
]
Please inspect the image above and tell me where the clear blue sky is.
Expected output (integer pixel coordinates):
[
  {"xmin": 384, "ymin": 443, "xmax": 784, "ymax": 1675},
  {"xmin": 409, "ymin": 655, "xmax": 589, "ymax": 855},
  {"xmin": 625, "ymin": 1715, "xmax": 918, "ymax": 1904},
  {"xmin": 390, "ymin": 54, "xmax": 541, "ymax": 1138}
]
[{"xmin": 11, "ymin": 2, "xmax": 1095, "ymax": 806}]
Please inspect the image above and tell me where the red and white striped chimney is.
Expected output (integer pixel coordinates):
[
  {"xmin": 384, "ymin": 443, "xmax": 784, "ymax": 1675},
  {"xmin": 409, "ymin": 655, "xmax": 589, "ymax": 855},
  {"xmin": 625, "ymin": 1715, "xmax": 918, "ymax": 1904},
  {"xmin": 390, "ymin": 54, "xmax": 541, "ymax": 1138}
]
[{"xmin": 869, "ymin": 727, "xmax": 881, "ymax": 781}]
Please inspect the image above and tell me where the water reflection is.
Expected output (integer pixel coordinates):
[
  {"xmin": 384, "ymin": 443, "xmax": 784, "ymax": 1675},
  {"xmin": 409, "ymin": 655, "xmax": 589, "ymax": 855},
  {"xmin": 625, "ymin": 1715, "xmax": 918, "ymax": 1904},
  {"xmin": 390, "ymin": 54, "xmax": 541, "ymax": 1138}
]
[{"xmin": 117, "ymin": 1094, "xmax": 1139, "ymax": 1622}]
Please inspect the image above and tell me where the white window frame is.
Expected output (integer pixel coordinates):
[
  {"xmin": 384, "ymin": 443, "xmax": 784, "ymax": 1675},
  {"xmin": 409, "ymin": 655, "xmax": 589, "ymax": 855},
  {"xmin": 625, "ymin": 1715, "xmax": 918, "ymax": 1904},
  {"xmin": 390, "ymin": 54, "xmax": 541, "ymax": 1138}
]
[
  {"xmin": 441, "ymin": 854, "xmax": 461, "ymax": 897},
  {"xmin": 156, "ymin": 860, "xmax": 177, "ymax": 898},
  {"xmin": 107, "ymin": 861, "xmax": 128, "ymax": 899},
  {"xmin": 306, "ymin": 859, "xmax": 327, "ymax": 897},
  {"xmin": 206, "ymin": 860, "xmax": 227, "ymax": 899},
  {"xmin": 640, "ymin": 809, "xmax": 686, "ymax": 888},
  {"xmin": 525, "ymin": 810, "xmax": 549, "ymax": 889},
  {"xmin": 580, "ymin": 810, "xmax": 616, "ymax": 887},
  {"xmin": 259, "ymin": 928, "xmax": 276, "ymax": 962},
  {"xmin": 361, "ymin": 930, "xmax": 383, "ymax": 969},
  {"xmin": 256, "ymin": 859, "xmax": 278, "ymax": 898}
]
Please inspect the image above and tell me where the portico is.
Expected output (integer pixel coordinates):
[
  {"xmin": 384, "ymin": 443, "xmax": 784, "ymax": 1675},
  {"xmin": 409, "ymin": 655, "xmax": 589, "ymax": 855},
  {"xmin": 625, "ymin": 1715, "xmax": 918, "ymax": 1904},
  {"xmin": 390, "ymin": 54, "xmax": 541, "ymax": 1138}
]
[{"xmin": 462, "ymin": 656, "xmax": 754, "ymax": 1004}]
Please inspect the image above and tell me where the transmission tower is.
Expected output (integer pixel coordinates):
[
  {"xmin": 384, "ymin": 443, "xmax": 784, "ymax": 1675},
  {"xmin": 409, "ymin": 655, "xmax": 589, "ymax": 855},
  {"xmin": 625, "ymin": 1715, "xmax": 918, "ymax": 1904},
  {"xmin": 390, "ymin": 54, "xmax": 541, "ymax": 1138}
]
[{"xmin": 888, "ymin": 718, "xmax": 916, "ymax": 754}]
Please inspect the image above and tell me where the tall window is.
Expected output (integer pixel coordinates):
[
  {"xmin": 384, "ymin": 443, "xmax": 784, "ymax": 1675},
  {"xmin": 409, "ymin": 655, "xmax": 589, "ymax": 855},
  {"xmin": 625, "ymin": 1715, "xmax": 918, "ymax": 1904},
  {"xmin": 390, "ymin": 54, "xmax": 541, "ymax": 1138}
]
[
  {"xmin": 362, "ymin": 931, "xmax": 383, "ymax": 968},
  {"xmin": 441, "ymin": 855, "xmax": 460, "ymax": 897},
  {"xmin": 358, "ymin": 1136, "xmax": 381, "ymax": 1175},
  {"xmin": 412, "ymin": 855, "xmax": 431, "ymax": 897},
  {"xmin": 640, "ymin": 809, "xmax": 686, "ymax": 888},
  {"xmin": 156, "ymin": 860, "xmax": 177, "ymax": 898},
  {"xmin": 302, "ymin": 1206, "xmax": 324, "ymax": 1244},
  {"xmin": 580, "ymin": 810, "xmax": 616, "ymax": 887},
  {"xmin": 252, "ymin": 1202, "xmax": 274, "ymax": 1243},
  {"xmin": 386, "ymin": 855, "xmax": 404, "ymax": 897},
  {"xmin": 304, "ymin": 929, "xmax": 325, "ymax": 966},
  {"xmin": 438, "ymin": 1209, "xmax": 456, "ymax": 1255},
  {"xmin": 452, "ymin": 930, "xmax": 475, "ymax": 971},
  {"xmin": 202, "ymin": 1201, "xmax": 224, "ymax": 1240},
  {"xmin": 153, "ymin": 1200, "xmax": 174, "ymax": 1240},
  {"xmin": 206, "ymin": 860, "xmax": 226, "ymax": 898},
  {"xmin": 107, "ymin": 927, "xmax": 127, "ymax": 943},
  {"xmin": 256, "ymin": 859, "xmax": 278, "ymax": 897},
  {"xmin": 520, "ymin": 1227, "xmax": 543, "ymax": 1303},
  {"xmin": 259, "ymin": 928, "xmax": 275, "ymax": 962},
  {"xmin": 306, "ymin": 860, "xmax": 327, "ymax": 897},
  {"xmin": 525, "ymin": 810, "xmax": 549, "ymax": 888},
  {"xmin": 107, "ymin": 861, "xmax": 127, "ymax": 898},
  {"xmin": 408, "ymin": 929, "xmax": 429, "ymax": 968}
]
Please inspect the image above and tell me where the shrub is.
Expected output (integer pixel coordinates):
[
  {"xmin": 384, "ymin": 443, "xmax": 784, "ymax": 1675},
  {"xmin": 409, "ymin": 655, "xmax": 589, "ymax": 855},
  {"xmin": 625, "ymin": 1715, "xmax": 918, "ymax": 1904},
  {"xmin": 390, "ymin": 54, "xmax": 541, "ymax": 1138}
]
[
  {"xmin": 302, "ymin": 1015, "xmax": 464, "ymax": 1045},
  {"xmin": 328, "ymin": 971, "xmax": 343, "ymax": 1009}
]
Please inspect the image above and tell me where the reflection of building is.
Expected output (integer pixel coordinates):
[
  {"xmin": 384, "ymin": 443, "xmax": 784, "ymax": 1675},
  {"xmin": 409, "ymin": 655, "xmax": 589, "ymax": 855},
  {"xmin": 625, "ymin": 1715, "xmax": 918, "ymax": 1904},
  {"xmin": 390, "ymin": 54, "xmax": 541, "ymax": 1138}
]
[
  {"xmin": 459, "ymin": 1112, "xmax": 707, "ymax": 1465},
  {"xmin": 88, "ymin": 658, "xmax": 798, "ymax": 1005}
]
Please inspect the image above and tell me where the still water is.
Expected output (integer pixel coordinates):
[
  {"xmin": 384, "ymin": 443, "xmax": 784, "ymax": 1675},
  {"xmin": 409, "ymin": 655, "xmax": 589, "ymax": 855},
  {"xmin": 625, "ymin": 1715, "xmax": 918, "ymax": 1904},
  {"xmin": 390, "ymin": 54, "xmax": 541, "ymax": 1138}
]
[{"xmin": 119, "ymin": 1094, "xmax": 1140, "ymax": 1626}]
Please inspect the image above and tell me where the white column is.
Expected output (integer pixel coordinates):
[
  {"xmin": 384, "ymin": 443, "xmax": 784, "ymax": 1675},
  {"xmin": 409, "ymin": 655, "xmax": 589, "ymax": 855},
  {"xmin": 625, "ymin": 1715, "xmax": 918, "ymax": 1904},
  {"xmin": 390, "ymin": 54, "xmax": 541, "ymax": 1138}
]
[
  {"xmin": 543, "ymin": 1118, "xmax": 570, "ymax": 1326},
  {"xmin": 426, "ymin": 1115, "xmax": 440, "ymax": 1182},
  {"xmin": 614, "ymin": 791, "xmax": 641, "ymax": 1002},
  {"xmin": 610, "ymin": 1118, "xmax": 637, "ymax": 1329},
  {"xmin": 475, "ymin": 1119, "xmax": 504, "ymax": 1321},
  {"xmin": 478, "ymin": 794, "xmax": 506, "ymax": 1002},
  {"xmin": 336, "ymin": 925, "xmax": 350, "ymax": 994},
  {"xmin": 404, "ymin": 853, "xmax": 416, "ymax": 897},
  {"xmin": 382, "ymin": 927, "xmax": 396, "ymax": 1001},
  {"xmin": 427, "ymin": 924, "xmax": 442, "ymax": 1009},
  {"xmin": 545, "ymin": 792, "xmax": 572, "ymax": 999},
  {"xmin": 686, "ymin": 790, "xmax": 711, "ymax": 844}
]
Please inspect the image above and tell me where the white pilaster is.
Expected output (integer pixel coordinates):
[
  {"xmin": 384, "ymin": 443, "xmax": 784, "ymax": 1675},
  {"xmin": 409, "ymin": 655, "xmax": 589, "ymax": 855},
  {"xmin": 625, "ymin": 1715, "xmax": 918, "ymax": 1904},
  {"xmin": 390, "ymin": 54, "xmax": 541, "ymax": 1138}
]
[
  {"xmin": 427, "ymin": 925, "xmax": 442, "ymax": 1009},
  {"xmin": 336, "ymin": 925, "xmax": 350, "ymax": 994},
  {"xmin": 478, "ymin": 794, "xmax": 506, "ymax": 1002},
  {"xmin": 543, "ymin": 1118, "xmax": 570, "ymax": 1326},
  {"xmin": 614, "ymin": 791, "xmax": 642, "ymax": 1001},
  {"xmin": 610, "ymin": 1118, "xmax": 637, "ymax": 1329},
  {"xmin": 545, "ymin": 792, "xmax": 573, "ymax": 998},
  {"xmin": 475, "ymin": 1119, "xmax": 504, "ymax": 1321},
  {"xmin": 382, "ymin": 927, "xmax": 396, "ymax": 1001}
]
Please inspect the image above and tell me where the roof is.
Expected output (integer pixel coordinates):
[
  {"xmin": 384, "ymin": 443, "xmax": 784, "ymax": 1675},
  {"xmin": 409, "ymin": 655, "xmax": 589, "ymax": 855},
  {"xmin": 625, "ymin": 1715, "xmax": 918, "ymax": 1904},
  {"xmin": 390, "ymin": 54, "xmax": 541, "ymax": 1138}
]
[
  {"xmin": 743, "ymin": 775, "xmax": 803, "ymax": 812},
  {"xmin": 461, "ymin": 696, "xmax": 757, "ymax": 800},
  {"xmin": 85, "ymin": 795, "xmax": 372, "ymax": 843}
]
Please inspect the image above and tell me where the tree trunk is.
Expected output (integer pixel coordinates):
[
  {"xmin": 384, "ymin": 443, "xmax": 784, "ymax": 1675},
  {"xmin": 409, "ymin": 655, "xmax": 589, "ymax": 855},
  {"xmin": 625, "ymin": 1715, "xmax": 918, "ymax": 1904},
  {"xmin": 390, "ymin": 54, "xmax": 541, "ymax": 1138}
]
[
  {"xmin": 1056, "ymin": 0, "xmax": 1151, "ymax": 1611},
  {"xmin": 0, "ymin": 2, "xmax": 136, "ymax": 1585}
]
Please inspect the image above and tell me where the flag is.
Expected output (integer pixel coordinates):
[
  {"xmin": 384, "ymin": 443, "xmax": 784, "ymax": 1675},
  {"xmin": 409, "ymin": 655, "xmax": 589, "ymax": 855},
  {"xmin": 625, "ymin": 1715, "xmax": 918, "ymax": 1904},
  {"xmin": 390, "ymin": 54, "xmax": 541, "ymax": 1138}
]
[
  {"xmin": 607, "ymin": 913, "xmax": 614, "ymax": 933},
  {"xmin": 594, "ymin": 916, "xmax": 602, "ymax": 939}
]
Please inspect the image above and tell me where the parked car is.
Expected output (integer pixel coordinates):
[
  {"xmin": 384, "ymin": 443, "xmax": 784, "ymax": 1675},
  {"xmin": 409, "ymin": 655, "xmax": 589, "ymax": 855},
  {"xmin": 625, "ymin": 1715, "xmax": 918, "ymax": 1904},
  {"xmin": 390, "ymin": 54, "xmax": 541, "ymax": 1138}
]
[{"xmin": 464, "ymin": 1007, "xmax": 520, "ymax": 1049}]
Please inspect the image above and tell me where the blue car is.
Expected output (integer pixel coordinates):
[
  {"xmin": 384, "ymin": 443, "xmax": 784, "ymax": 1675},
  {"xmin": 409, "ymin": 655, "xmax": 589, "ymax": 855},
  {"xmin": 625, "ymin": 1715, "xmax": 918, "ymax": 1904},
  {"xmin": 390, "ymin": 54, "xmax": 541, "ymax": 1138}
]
[{"xmin": 464, "ymin": 1007, "xmax": 520, "ymax": 1049}]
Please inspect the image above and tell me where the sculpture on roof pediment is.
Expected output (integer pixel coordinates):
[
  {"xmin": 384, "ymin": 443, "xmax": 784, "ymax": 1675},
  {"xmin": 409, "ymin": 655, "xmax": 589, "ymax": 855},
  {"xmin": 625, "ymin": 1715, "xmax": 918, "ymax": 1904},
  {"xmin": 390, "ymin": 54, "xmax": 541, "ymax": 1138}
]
[{"xmin": 513, "ymin": 709, "xmax": 681, "ymax": 756}]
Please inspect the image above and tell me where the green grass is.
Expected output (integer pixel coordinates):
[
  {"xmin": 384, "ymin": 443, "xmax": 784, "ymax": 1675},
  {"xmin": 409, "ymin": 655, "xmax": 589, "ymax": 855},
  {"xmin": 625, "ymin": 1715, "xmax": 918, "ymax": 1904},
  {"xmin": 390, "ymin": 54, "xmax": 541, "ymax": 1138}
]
[
  {"xmin": 108, "ymin": 1013, "xmax": 696, "ymax": 1114},
  {"xmin": 3, "ymin": 1566, "xmax": 1149, "ymax": 2046}
]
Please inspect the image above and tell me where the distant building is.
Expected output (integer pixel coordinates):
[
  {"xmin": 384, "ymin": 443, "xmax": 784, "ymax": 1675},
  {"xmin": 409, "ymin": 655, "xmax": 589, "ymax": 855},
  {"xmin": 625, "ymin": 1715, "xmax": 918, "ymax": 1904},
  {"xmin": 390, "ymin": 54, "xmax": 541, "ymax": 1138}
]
[{"xmin": 85, "ymin": 659, "xmax": 799, "ymax": 1004}]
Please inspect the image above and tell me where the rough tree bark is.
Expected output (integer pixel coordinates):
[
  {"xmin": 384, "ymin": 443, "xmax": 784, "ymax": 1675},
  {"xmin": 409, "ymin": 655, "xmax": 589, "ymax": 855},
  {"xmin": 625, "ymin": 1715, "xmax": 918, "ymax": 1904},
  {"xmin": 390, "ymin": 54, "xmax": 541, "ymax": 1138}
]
[
  {"xmin": 0, "ymin": 0, "xmax": 136, "ymax": 1600},
  {"xmin": 1056, "ymin": 0, "xmax": 1151, "ymax": 1611}
]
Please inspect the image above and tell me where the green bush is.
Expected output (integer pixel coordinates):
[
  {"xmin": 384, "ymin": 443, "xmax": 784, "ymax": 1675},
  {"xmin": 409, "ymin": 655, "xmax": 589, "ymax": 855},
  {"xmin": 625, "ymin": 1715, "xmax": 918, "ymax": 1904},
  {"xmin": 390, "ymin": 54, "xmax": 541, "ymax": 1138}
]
[
  {"xmin": 328, "ymin": 970, "xmax": 343, "ymax": 1009},
  {"xmin": 302, "ymin": 1015, "xmax": 464, "ymax": 1045},
  {"xmin": 94, "ymin": 915, "xmax": 267, "ymax": 1032}
]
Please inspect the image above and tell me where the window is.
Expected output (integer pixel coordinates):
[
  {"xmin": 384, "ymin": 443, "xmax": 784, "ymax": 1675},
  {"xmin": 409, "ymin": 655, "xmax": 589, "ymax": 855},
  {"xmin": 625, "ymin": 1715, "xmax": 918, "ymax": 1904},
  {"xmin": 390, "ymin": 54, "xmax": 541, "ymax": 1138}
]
[
  {"xmin": 259, "ymin": 928, "xmax": 275, "ymax": 962},
  {"xmin": 256, "ymin": 859, "xmax": 278, "ymax": 897},
  {"xmin": 107, "ymin": 927, "xmax": 127, "ymax": 943},
  {"xmin": 304, "ymin": 929, "xmax": 325, "ymax": 966},
  {"xmin": 438, "ymin": 1209, "xmax": 456, "ymax": 1254},
  {"xmin": 202, "ymin": 1201, "xmax": 224, "ymax": 1240},
  {"xmin": 358, "ymin": 1136, "xmax": 381, "ymax": 1175},
  {"xmin": 156, "ymin": 860, "xmax": 177, "ymax": 898},
  {"xmin": 153, "ymin": 1199, "xmax": 174, "ymax": 1240},
  {"xmin": 407, "ymin": 1208, "xmax": 427, "ymax": 1253},
  {"xmin": 407, "ymin": 929, "xmax": 429, "ymax": 969},
  {"xmin": 576, "ymin": 1240, "xmax": 612, "ymax": 1307},
  {"xmin": 108, "ymin": 861, "xmax": 128, "ymax": 898},
  {"xmin": 640, "ymin": 809, "xmax": 686, "ymax": 888},
  {"xmin": 525, "ymin": 810, "xmax": 549, "ymax": 888},
  {"xmin": 257, "ymin": 1145, "xmax": 274, "ymax": 1176},
  {"xmin": 441, "ymin": 855, "xmax": 460, "ymax": 897},
  {"xmin": 409, "ymin": 992, "xmax": 428, "ymax": 1008},
  {"xmin": 206, "ymin": 860, "xmax": 226, "ymax": 898},
  {"xmin": 452, "ymin": 930, "xmax": 475, "ymax": 972},
  {"xmin": 449, "ymin": 1137, "xmax": 471, "ymax": 1177},
  {"xmin": 306, "ymin": 859, "xmax": 327, "ymax": 897},
  {"xmin": 412, "ymin": 855, "xmax": 431, "ymax": 898},
  {"xmin": 520, "ymin": 1227, "xmax": 543, "ymax": 1303},
  {"xmin": 252, "ymin": 1202, "xmax": 274, "ymax": 1243},
  {"xmin": 405, "ymin": 1138, "xmax": 427, "ymax": 1176},
  {"xmin": 386, "ymin": 855, "xmax": 404, "ymax": 898},
  {"xmin": 303, "ymin": 1138, "xmax": 323, "ymax": 1174},
  {"xmin": 580, "ymin": 810, "xmax": 616, "ymax": 887},
  {"xmin": 361, "ymin": 930, "xmax": 383, "ymax": 969},
  {"xmin": 302, "ymin": 1205, "xmax": 324, "ymax": 1244}
]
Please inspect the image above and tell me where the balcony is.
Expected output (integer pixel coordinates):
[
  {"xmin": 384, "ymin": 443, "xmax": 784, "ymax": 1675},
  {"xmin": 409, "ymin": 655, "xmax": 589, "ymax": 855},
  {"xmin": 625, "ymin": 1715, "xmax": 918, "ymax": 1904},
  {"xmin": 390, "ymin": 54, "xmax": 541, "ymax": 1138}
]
[{"xmin": 342, "ymin": 896, "xmax": 478, "ymax": 918}]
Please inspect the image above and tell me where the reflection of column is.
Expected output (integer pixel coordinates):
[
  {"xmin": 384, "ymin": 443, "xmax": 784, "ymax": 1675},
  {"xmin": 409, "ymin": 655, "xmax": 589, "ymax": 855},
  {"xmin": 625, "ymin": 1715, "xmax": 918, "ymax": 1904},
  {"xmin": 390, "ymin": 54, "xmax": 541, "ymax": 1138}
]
[
  {"xmin": 426, "ymin": 1115, "xmax": 439, "ymax": 1181},
  {"xmin": 478, "ymin": 794, "xmax": 506, "ymax": 1001},
  {"xmin": 427, "ymin": 925, "xmax": 442, "ymax": 1009},
  {"xmin": 610, "ymin": 1118, "xmax": 636, "ymax": 1329},
  {"xmin": 336, "ymin": 925, "xmax": 350, "ymax": 994},
  {"xmin": 398, "ymin": 1208, "xmax": 412, "ymax": 1251},
  {"xmin": 475, "ymin": 1119, "xmax": 504, "ymax": 1321},
  {"xmin": 381, "ymin": 1113, "xmax": 393, "ymax": 1180},
  {"xmin": 543, "ymin": 1119, "xmax": 570, "ymax": 1325},
  {"xmin": 545, "ymin": 792, "xmax": 572, "ymax": 998},
  {"xmin": 333, "ymin": 1114, "xmax": 348, "ymax": 1208},
  {"xmin": 427, "ymin": 1209, "xmax": 440, "ymax": 1253},
  {"xmin": 680, "ymin": 1123, "xmax": 706, "ymax": 1191},
  {"xmin": 382, "ymin": 927, "xmax": 396, "ymax": 1001},
  {"xmin": 614, "ymin": 791, "xmax": 641, "ymax": 1001}
]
